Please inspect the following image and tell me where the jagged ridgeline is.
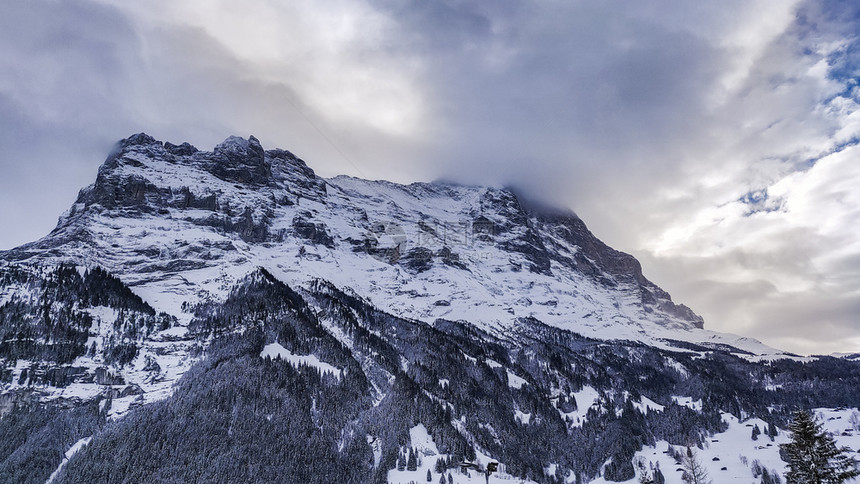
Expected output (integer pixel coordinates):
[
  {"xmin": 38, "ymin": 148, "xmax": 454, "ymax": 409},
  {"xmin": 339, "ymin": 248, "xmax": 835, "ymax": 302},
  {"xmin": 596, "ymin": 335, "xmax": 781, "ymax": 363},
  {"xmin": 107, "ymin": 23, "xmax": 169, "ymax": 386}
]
[{"xmin": 1, "ymin": 134, "xmax": 859, "ymax": 483}]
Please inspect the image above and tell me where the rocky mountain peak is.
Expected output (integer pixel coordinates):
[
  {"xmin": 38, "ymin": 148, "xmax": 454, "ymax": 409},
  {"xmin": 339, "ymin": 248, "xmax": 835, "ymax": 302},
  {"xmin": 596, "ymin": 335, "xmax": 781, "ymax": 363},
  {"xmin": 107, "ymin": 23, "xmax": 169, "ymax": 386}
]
[
  {"xmin": 214, "ymin": 134, "xmax": 262, "ymax": 156},
  {"xmin": 99, "ymin": 132, "xmax": 165, "ymax": 174},
  {"xmin": 209, "ymin": 135, "xmax": 270, "ymax": 185},
  {"xmin": 121, "ymin": 132, "xmax": 160, "ymax": 147},
  {"xmin": 98, "ymin": 133, "xmax": 272, "ymax": 185}
]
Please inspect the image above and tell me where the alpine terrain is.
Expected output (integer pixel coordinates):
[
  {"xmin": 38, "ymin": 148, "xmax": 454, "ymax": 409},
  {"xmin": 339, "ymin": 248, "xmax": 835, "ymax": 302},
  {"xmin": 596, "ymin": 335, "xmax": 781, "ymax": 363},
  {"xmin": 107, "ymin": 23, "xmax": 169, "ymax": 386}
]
[{"xmin": 1, "ymin": 134, "xmax": 858, "ymax": 484}]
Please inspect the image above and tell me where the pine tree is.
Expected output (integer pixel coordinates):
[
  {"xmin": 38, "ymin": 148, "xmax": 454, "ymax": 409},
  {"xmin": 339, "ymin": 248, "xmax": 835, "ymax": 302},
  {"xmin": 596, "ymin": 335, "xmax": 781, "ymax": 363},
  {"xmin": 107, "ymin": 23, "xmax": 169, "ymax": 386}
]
[
  {"xmin": 653, "ymin": 464, "xmax": 665, "ymax": 484},
  {"xmin": 681, "ymin": 447, "xmax": 711, "ymax": 484},
  {"xmin": 407, "ymin": 448, "xmax": 418, "ymax": 471},
  {"xmin": 637, "ymin": 460, "xmax": 653, "ymax": 483},
  {"xmin": 782, "ymin": 410, "xmax": 859, "ymax": 484},
  {"xmin": 427, "ymin": 469, "xmax": 432, "ymax": 482},
  {"xmin": 760, "ymin": 467, "xmax": 783, "ymax": 484},
  {"xmin": 752, "ymin": 424, "xmax": 761, "ymax": 440},
  {"xmin": 637, "ymin": 460, "xmax": 661, "ymax": 483},
  {"xmin": 767, "ymin": 421, "xmax": 778, "ymax": 441}
]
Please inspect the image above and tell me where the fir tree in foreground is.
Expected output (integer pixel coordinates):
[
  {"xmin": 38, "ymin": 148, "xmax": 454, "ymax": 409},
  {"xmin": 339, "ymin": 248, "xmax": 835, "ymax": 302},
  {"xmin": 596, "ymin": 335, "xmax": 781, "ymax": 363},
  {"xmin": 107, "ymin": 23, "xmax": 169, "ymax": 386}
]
[{"xmin": 781, "ymin": 410, "xmax": 859, "ymax": 484}]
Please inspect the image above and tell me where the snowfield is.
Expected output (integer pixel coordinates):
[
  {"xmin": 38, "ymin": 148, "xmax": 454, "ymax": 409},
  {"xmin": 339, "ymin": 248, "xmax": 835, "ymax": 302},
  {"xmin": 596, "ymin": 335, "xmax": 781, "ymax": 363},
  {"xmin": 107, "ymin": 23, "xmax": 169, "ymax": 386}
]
[
  {"xmin": 388, "ymin": 424, "xmax": 541, "ymax": 484},
  {"xmin": 385, "ymin": 407, "xmax": 860, "ymax": 483},
  {"xmin": 260, "ymin": 342, "xmax": 342, "ymax": 378},
  {"xmin": 589, "ymin": 407, "xmax": 860, "ymax": 484}
]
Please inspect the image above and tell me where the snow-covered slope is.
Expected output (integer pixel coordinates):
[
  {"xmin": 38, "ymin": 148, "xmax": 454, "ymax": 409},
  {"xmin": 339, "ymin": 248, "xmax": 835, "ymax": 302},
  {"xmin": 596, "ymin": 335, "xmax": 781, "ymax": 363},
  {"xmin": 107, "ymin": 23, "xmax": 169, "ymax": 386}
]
[
  {"xmin": 2, "ymin": 133, "xmax": 789, "ymax": 358},
  {"xmin": 590, "ymin": 407, "xmax": 860, "ymax": 484}
]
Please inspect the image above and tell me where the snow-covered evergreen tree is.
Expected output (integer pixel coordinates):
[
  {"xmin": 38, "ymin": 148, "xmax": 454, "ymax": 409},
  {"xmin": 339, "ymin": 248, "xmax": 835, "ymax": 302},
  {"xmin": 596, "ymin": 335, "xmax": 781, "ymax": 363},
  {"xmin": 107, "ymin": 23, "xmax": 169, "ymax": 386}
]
[
  {"xmin": 653, "ymin": 462, "xmax": 666, "ymax": 484},
  {"xmin": 407, "ymin": 448, "xmax": 418, "ymax": 471},
  {"xmin": 637, "ymin": 459, "xmax": 665, "ymax": 484},
  {"xmin": 636, "ymin": 459, "xmax": 653, "ymax": 483},
  {"xmin": 767, "ymin": 421, "xmax": 779, "ymax": 441},
  {"xmin": 782, "ymin": 410, "xmax": 859, "ymax": 484}
]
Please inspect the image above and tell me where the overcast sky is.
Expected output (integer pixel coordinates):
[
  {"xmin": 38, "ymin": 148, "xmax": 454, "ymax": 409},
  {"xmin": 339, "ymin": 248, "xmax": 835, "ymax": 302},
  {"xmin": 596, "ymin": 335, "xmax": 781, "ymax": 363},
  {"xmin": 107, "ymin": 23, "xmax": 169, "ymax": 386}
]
[{"xmin": 1, "ymin": 0, "xmax": 858, "ymax": 355}]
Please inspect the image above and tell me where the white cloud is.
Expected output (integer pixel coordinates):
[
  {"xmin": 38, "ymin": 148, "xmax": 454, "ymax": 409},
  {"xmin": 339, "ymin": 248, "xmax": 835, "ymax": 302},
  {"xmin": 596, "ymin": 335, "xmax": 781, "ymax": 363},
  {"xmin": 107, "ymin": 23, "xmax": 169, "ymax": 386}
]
[
  {"xmin": 640, "ymin": 140, "xmax": 860, "ymax": 353},
  {"xmin": 103, "ymin": 0, "xmax": 428, "ymax": 137}
]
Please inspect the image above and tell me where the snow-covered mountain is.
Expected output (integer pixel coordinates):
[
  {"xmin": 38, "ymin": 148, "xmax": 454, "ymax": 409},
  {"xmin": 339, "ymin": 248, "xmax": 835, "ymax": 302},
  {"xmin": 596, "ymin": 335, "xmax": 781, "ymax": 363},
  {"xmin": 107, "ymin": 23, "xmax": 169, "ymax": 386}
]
[
  {"xmin": 1, "ymin": 134, "xmax": 858, "ymax": 484},
  {"xmin": 5, "ymin": 133, "xmax": 785, "ymax": 354}
]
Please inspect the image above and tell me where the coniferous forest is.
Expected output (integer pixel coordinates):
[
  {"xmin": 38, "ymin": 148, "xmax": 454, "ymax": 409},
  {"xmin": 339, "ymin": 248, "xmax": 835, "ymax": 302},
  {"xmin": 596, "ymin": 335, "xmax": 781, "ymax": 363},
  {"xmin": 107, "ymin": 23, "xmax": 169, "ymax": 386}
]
[{"xmin": 1, "ymin": 265, "xmax": 859, "ymax": 483}]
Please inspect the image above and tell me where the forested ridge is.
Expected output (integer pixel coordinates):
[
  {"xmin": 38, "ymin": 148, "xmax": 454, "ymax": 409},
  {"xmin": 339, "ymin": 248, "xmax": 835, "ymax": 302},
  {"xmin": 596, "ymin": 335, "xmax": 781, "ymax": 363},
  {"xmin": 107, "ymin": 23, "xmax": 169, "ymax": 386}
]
[{"xmin": 1, "ymin": 266, "xmax": 859, "ymax": 483}]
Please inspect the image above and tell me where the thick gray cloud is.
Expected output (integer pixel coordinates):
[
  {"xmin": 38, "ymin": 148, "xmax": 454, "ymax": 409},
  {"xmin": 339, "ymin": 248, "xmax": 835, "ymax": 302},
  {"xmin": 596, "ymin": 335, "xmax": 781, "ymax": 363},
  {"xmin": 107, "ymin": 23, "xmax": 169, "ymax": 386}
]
[
  {"xmin": 0, "ymin": 1, "xmax": 141, "ymax": 245},
  {"xmin": 1, "ymin": 0, "xmax": 858, "ymax": 354}
]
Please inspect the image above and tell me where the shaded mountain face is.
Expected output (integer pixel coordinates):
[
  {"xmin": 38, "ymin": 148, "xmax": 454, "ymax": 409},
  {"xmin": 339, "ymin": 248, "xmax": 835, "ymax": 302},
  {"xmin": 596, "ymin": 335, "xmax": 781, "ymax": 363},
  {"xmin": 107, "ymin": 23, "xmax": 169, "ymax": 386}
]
[{"xmin": 2, "ymin": 134, "xmax": 858, "ymax": 484}]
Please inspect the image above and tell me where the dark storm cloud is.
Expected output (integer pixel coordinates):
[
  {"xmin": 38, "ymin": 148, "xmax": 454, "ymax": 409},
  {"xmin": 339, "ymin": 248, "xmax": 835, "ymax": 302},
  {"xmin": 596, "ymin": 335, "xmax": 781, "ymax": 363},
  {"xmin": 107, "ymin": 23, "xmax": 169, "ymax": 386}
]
[{"xmin": 371, "ymin": 0, "xmax": 727, "ymax": 205}]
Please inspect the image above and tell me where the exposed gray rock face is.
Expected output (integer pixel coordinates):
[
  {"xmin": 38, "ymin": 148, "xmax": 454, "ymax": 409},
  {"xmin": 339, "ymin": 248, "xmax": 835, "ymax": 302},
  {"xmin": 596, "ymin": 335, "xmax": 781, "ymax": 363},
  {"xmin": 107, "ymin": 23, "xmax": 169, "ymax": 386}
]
[
  {"xmin": 534, "ymin": 210, "xmax": 704, "ymax": 328},
  {"xmin": 291, "ymin": 214, "xmax": 335, "ymax": 248},
  {"xmin": 401, "ymin": 247, "xmax": 434, "ymax": 273},
  {"xmin": 207, "ymin": 135, "xmax": 270, "ymax": 185},
  {"xmin": 7, "ymin": 133, "xmax": 329, "ymax": 262},
  {"xmin": 75, "ymin": 133, "xmax": 325, "ymax": 213}
]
